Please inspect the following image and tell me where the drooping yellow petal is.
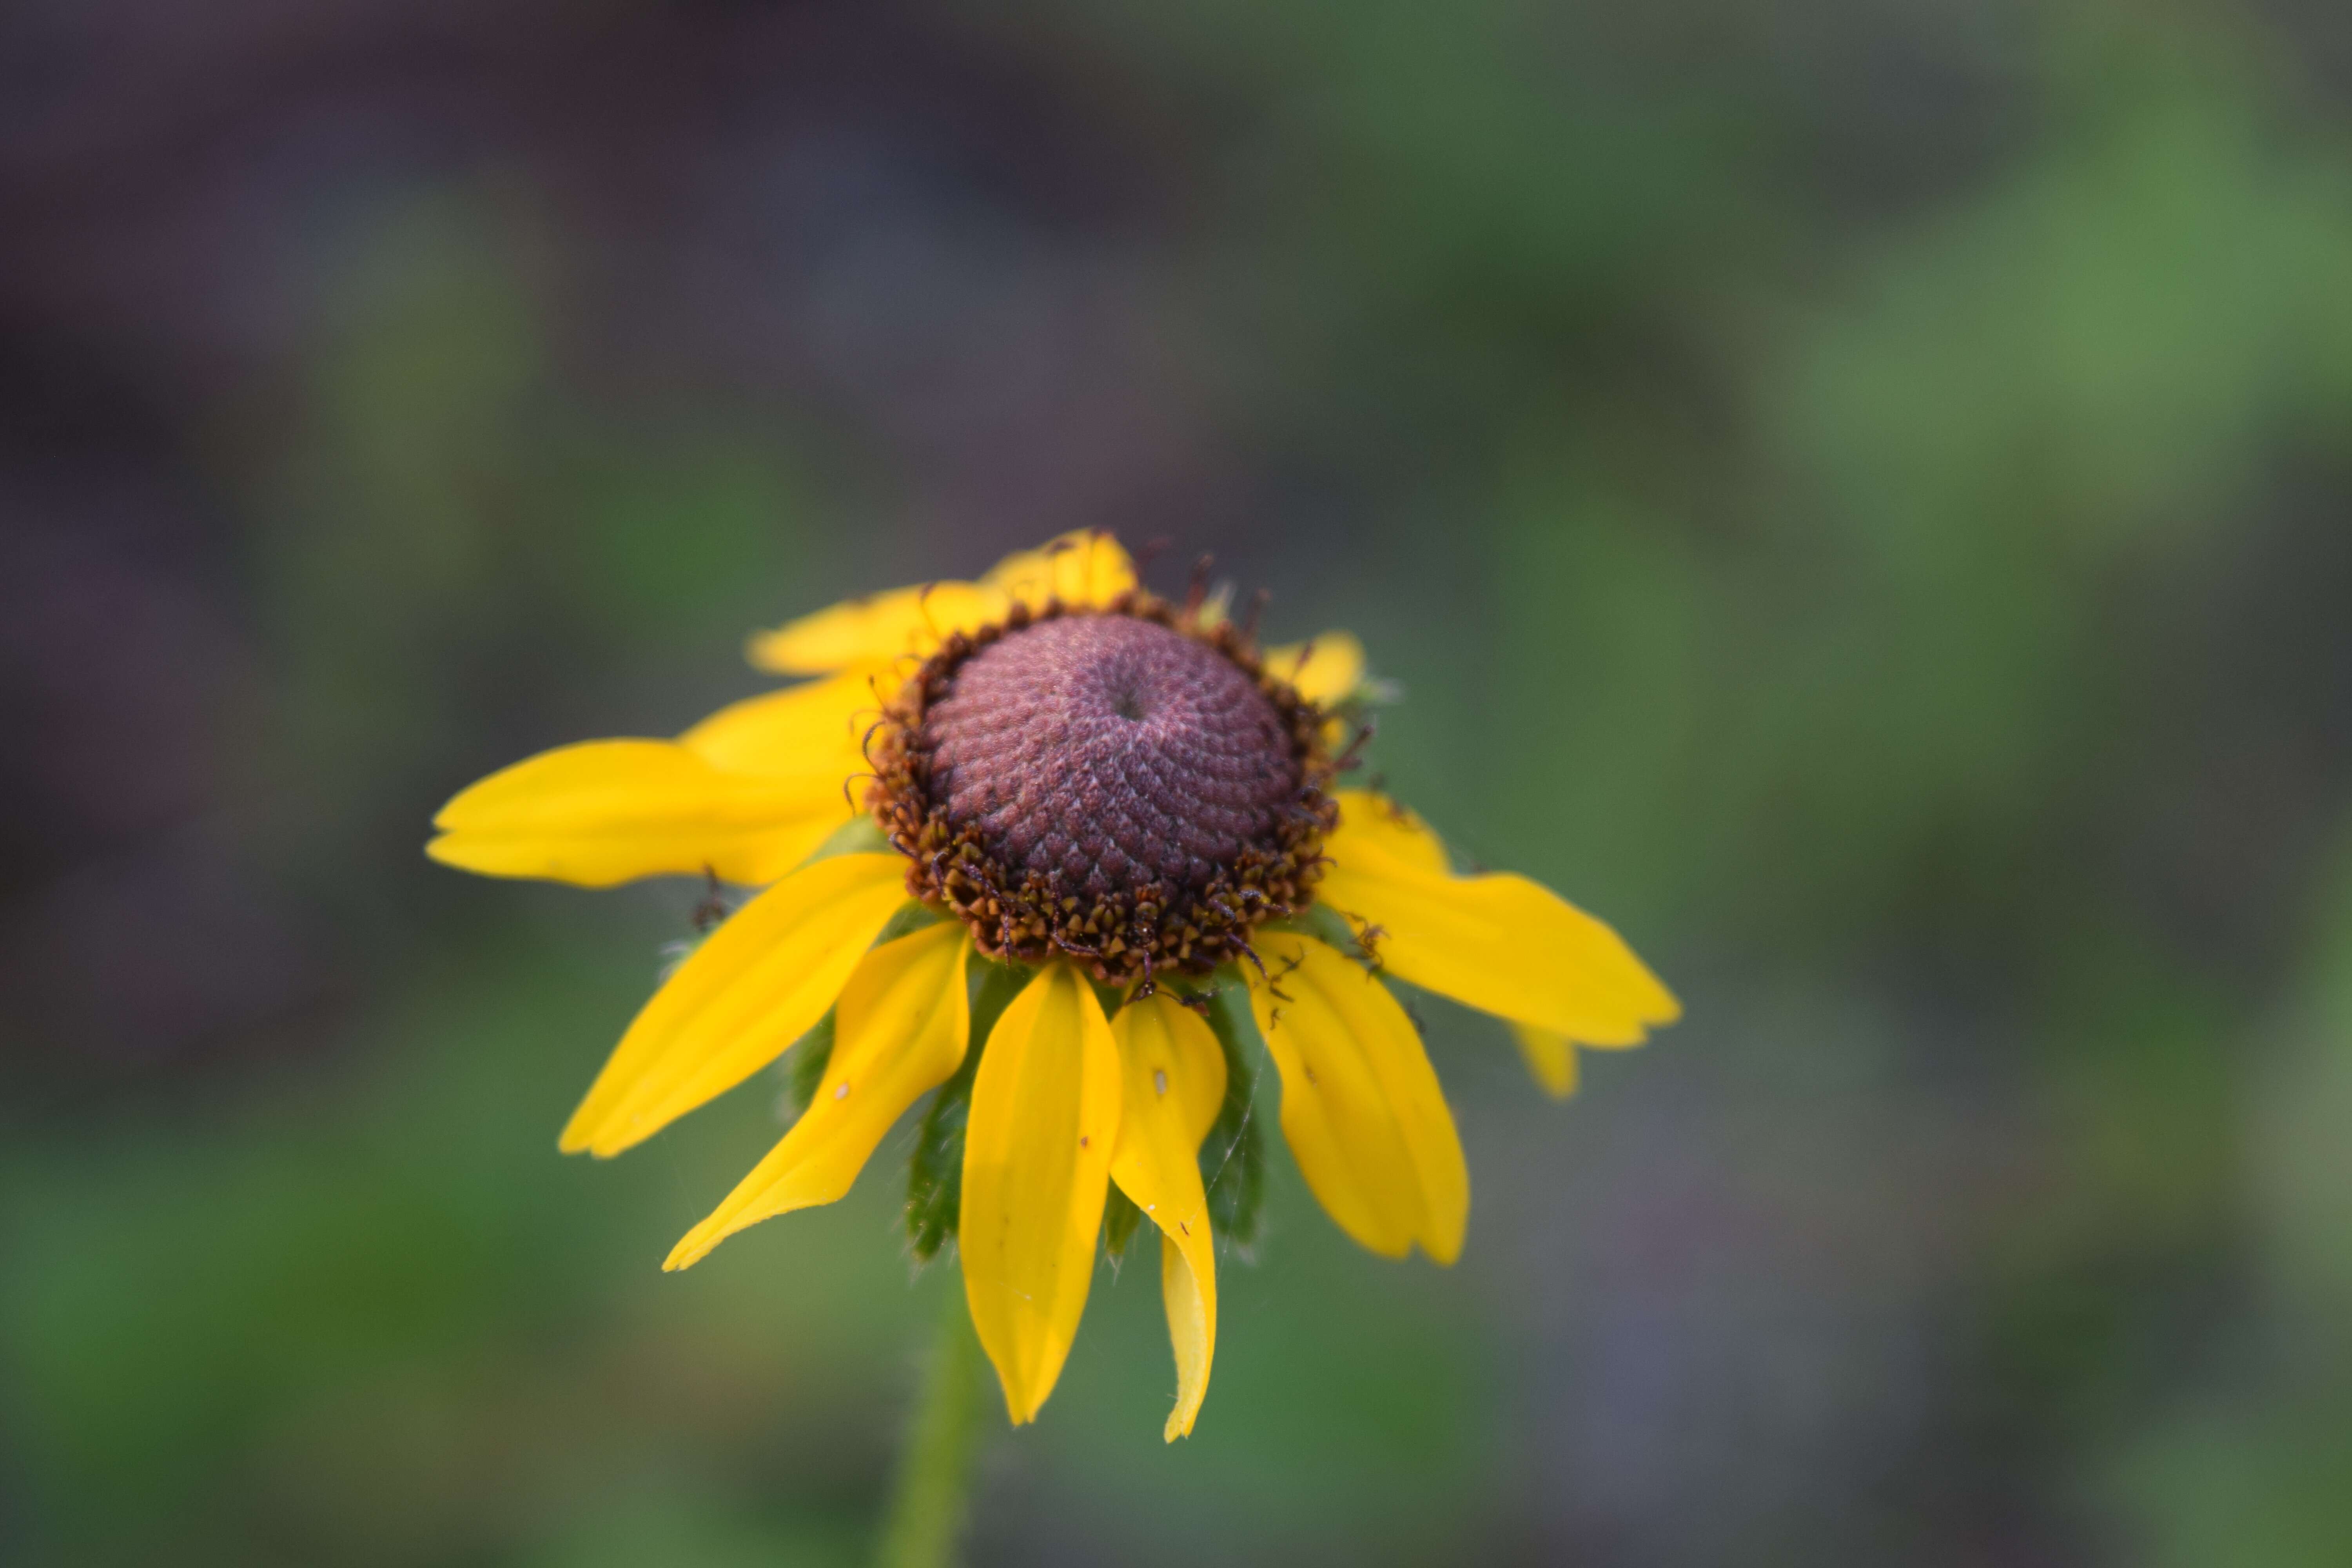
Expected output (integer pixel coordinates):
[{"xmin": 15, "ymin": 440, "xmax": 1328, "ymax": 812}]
[
  {"xmin": 427, "ymin": 740, "xmax": 855, "ymax": 889},
  {"xmin": 1159, "ymin": 1233, "xmax": 1210, "ymax": 1441},
  {"xmin": 679, "ymin": 666, "xmax": 887, "ymax": 778},
  {"xmin": 746, "ymin": 581, "xmax": 1007, "ymax": 675},
  {"xmin": 1111, "ymin": 993, "xmax": 1227, "ymax": 1151},
  {"xmin": 1331, "ymin": 790, "xmax": 1448, "ymax": 874},
  {"xmin": 1511, "ymin": 1024, "xmax": 1579, "ymax": 1099},
  {"xmin": 1247, "ymin": 932, "xmax": 1469, "ymax": 1264},
  {"xmin": 559, "ymin": 854, "xmax": 911, "ymax": 1157},
  {"xmin": 1108, "ymin": 993, "xmax": 1226, "ymax": 1440},
  {"xmin": 960, "ymin": 963, "xmax": 1122, "ymax": 1424},
  {"xmin": 663, "ymin": 922, "xmax": 972, "ymax": 1270},
  {"xmin": 1263, "ymin": 630, "xmax": 1366, "ymax": 707},
  {"xmin": 1318, "ymin": 827, "xmax": 1679, "ymax": 1047},
  {"xmin": 982, "ymin": 529, "xmax": 1136, "ymax": 612}
]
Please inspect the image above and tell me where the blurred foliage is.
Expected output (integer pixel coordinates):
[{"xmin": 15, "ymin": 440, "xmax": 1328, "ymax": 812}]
[{"xmin": 3, "ymin": 2, "xmax": 2350, "ymax": 1566}]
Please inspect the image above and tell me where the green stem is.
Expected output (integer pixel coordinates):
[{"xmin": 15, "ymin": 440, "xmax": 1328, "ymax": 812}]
[{"xmin": 873, "ymin": 1288, "xmax": 987, "ymax": 1568}]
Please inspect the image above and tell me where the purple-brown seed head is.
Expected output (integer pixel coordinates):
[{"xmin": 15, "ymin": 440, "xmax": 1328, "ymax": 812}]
[
  {"xmin": 869, "ymin": 596, "xmax": 1336, "ymax": 986},
  {"xmin": 927, "ymin": 614, "xmax": 1298, "ymax": 898}
]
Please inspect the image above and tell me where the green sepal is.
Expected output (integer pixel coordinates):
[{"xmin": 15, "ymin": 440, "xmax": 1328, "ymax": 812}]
[
  {"xmin": 784, "ymin": 1008, "xmax": 837, "ymax": 1114},
  {"xmin": 903, "ymin": 1054, "xmax": 975, "ymax": 1264},
  {"xmin": 1085, "ymin": 973, "xmax": 1129, "ymax": 1020},
  {"xmin": 1197, "ymin": 973, "xmax": 1266, "ymax": 1251},
  {"xmin": 1294, "ymin": 902, "xmax": 1370, "ymax": 963},
  {"xmin": 1102, "ymin": 1185, "xmax": 1144, "ymax": 1267},
  {"xmin": 801, "ymin": 815, "xmax": 891, "ymax": 865},
  {"xmin": 904, "ymin": 956, "xmax": 1033, "ymax": 1262},
  {"xmin": 875, "ymin": 901, "xmax": 945, "ymax": 944}
]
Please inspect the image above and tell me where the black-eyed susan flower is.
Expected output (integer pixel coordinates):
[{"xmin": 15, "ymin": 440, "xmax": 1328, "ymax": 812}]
[{"xmin": 429, "ymin": 530, "xmax": 1677, "ymax": 1441}]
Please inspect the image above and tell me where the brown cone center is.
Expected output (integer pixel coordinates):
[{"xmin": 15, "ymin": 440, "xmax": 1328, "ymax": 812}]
[{"xmin": 916, "ymin": 613, "xmax": 1300, "ymax": 900}]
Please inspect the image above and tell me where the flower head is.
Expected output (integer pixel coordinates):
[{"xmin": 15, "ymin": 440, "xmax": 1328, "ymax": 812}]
[
  {"xmin": 871, "ymin": 593, "xmax": 1336, "ymax": 986},
  {"xmin": 429, "ymin": 530, "xmax": 1678, "ymax": 1438}
]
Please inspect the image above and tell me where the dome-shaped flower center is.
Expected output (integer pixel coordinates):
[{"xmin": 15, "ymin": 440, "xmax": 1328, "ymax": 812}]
[
  {"xmin": 924, "ymin": 614, "xmax": 1298, "ymax": 898},
  {"xmin": 869, "ymin": 600, "xmax": 1336, "ymax": 986}
]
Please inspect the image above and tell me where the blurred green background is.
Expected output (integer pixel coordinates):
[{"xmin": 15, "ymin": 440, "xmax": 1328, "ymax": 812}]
[{"xmin": 5, "ymin": 2, "xmax": 2350, "ymax": 1564}]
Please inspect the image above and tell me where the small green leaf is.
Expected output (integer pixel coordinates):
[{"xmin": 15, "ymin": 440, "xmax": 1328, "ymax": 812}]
[
  {"xmin": 1198, "ymin": 975, "xmax": 1266, "ymax": 1250},
  {"xmin": 904, "ymin": 956, "xmax": 1032, "ymax": 1262},
  {"xmin": 1102, "ymin": 1185, "xmax": 1143, "ymax": 1266},
  {"xmin": 875, "ymin": 901, "xmax": 944, "ymax": 944},
  {"xmin": 904, "ymin": 1053, "xmax": 976, "ymax": 1263}
]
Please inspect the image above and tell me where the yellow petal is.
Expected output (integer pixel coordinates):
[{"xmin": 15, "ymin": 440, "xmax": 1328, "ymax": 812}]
[
  {"xmin": 1318, "ymin": 829, "xmax": 1679, "ymax": 1047},
  {"xmin": 982, "ymin": 529, "xmax": 1136, "ymax": 612},
  {"xmin": 559, "ymin": 853, "xmax": 911, "ymax": 1156},
  {"xmin": 663, "ymin": 922, "xmax": 973, "ymax": 1270},
  {"xmin": 1247, "ymin": 932, "xmax": 1469, "ymax": 1264},
  {"xmin": 428, "ymin": 740, "xmax": 855, "ymax": 888},
  {"xmin": 1330, "ymin": 789, "xmax": 1449, "ymax": 875},
  {"xmin": 960, "ymin": 963, "xmax": 1122, "ymax": 1424},
  {"xmin": 1159, "ymin": 1234, "xmax": 1210, "ymax": 1442},
  {"xmin": 679, "ymin": 666, "xmax": 888, "ymax": 778},
  {"xmin": 1108, "ymin": 993, "xmax": 1226, "ymax": 1440},
  {"xmin": 744, "ymin": 534, "xmax": 1134, "ymax": 676},
  {"xmin": 1510, "ymin": 1024, "xmax": 1580, "ymax": 1099},
  {"xmin": 1263, "ymin": 630, "xmax": 1366, "ymax": 707},
  {"xmin": 746, "ymin": 581, "xmax": 1007, "ymax": 675}
]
